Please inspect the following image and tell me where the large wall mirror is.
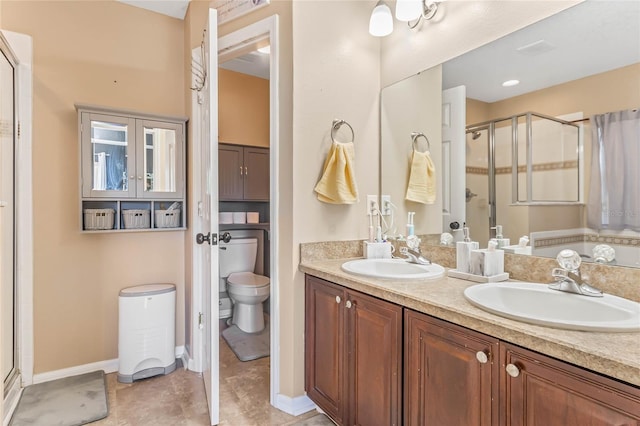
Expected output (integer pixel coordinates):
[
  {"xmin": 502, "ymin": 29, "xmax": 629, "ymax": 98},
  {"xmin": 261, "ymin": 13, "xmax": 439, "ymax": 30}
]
[{"xmin": 380, "ymin": 1, "xmax": 640, "ymax": 269}]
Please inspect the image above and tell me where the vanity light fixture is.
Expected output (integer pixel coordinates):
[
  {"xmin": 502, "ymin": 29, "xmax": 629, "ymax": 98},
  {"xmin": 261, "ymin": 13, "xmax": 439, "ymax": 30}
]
[
  {"xmin": 502, "ymin": 79, "xmax": 520, "ymax": 87},
  {"xmin": 369, "ymin": 1, "xmax": 394, "ymax": 37},
  {"xmin": 369, "ymin": 0, "xmax": 443, "ymax": 37}
]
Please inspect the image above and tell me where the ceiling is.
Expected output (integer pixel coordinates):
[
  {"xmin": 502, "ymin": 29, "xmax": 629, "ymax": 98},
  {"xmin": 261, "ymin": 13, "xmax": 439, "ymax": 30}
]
[
  {"xmin": 443, "ymin": 1, "xmax": 640, "ymax": 103},
  {"xmin": 117, "ymin": 0, "xmax": 191, "ymax": 20}
]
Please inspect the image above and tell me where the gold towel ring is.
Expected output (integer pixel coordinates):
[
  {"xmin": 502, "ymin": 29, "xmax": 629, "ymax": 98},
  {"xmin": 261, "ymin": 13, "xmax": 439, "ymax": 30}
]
[
  {"xmin": 331, "ymin": 119, "xmax": 355, "ymax": 144},
  {"xmin": 411, "ymin": 132, "xmax": 430, "ymax": 152}
]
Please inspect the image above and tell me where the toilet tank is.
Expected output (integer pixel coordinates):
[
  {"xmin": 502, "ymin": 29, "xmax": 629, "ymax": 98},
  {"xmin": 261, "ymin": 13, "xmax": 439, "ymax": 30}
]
[{"xmin": 219, "ymin": 238, "xmax": 258, "ymax": 278}]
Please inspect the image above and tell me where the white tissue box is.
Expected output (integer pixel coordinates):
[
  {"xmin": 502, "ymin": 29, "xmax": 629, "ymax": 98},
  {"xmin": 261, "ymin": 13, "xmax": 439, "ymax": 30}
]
[
  {"xmin": 469, "ymin": 249, "xmax": 504, "ymax": 277},
  {"xmin": 363, "ymin": 241, "xmax": 393, "ymax": 259},
  {"xmin": 232, "ymin": 212, "xmax": 246, "ymax": 224},
  {"xmin": 246, "ymin": 212, "xmax": 259, "ymax": 223}
]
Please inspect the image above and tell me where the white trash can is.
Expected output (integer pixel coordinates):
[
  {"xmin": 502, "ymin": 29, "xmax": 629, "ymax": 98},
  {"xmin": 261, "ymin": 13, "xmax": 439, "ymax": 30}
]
[{"xmin": 118, "ymin": 283, "xmax": 176, "ymax": 383}]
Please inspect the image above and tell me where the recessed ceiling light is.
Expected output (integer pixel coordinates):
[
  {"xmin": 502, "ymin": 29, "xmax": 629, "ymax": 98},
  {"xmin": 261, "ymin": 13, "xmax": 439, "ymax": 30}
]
[
  {"xmin": 502, "ymin": 79, "xmax": 520, "ymax": 87},
  {"xmin": 257, "ymin": 45, "xmax": 270, "ymax": 54}
]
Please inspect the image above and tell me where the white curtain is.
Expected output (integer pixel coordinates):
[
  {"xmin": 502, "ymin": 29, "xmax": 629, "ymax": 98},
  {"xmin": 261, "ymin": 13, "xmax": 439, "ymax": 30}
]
[
  {"xmin": 587, "ymin": 109, "xmax": 640, "ymax": 231},
  {"xmin": 93, "ymin": 152, "xmax": 107, "ymax": 191}
]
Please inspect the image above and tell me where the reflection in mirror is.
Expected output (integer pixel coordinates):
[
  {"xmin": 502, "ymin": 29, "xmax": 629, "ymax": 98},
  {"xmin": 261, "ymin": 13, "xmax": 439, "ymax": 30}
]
[
  {"xmin": 381, "ymin": 66, "xmax": 443, "ymax": 238},
  {"xmin": 380, "ymin": 1, "xmax": 640, "ymax": 268},
  {"xmin": 143, "ymin": 127, "xmax": 176, "ymax": 192},
  {"xmin": 91, "ymin": 120, "xmax": 128, "ymax": 191}
]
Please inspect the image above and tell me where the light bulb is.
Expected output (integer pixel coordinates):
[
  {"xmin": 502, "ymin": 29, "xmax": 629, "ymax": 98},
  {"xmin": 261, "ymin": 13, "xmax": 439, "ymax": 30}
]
[
  {"xmin": 396, "ymin": 0, "xmax": 422, "ymax": 22},
  {"xmin": 369, "ymin": 1, "xmax": 393, "ymax": 37}
]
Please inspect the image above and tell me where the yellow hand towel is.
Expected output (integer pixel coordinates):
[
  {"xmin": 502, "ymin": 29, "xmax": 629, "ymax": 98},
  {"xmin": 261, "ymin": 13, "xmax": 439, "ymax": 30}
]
[
  {"xmin": 314, "ymin": 141, "xmax": 359, "ymax": 204},
  {"xmin": 405, "ymin": 149, "xmax": 436, "ymax": 204}
]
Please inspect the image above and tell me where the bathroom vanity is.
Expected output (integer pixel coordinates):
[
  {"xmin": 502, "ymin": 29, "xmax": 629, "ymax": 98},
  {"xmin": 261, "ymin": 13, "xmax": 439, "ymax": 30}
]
[{"xmin": 301, "ymin": 260, "xmax": 640, "ymax": 426}]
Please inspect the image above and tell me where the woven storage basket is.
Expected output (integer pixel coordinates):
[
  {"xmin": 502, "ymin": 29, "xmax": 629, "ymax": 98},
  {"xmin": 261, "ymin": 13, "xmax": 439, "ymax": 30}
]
[
  {"xmin": 122, "ymin": 209, "xmax": 150, "ymax": 229},
  {"xmin": 84, "ymin": 208, "xmax": 115, "ymax": 230},
  {"xmin": 155, "ymin": 209, "xmax": 181, "ymax": 228}
]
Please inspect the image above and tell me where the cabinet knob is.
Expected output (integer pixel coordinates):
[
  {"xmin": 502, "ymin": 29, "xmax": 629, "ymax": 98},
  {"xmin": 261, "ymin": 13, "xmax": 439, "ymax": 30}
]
[
  {"xmin": 138, "ymin": 176, "xmax": 143, "ymax": 180},
  {"xmin": 345, "ymin": 300, "xmax": 353, "ymax": 309},
  {"xmin": 335, "ymin": 296, "xmax": 341, "ymax": 304},
  {"xmin": 476, "ymin": 350, "xmax": 489, "ymax": 364},
  {"xmin": 506, "ymin": 363, "xmax": 521, "ymax": 378},
  {"xmin": 129, "ymin": 175, "xmax": 135, "ymax": 179}
]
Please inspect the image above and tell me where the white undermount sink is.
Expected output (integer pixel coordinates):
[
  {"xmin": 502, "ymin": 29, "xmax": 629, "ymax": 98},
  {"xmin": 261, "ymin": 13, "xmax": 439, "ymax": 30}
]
[
  {"xmin": 341, "ymin": 258, "xmax": 445, "ymax": 280},
  {"xmin": 464, "ymin": 282, "xmax": 640, "ymax": 332}
]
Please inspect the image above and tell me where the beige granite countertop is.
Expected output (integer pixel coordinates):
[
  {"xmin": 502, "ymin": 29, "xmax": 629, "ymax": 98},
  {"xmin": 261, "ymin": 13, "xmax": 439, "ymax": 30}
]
[{"xmin": 300, "ymin": 258, "xmax": 640, "ymax": 387}]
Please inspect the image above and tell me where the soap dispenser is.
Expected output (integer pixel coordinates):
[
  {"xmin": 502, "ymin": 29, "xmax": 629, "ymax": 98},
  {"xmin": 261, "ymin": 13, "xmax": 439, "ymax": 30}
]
[
  {"xmin": 456, "ymin": 225, "xmax": 479, "ymax": 273},
  {"xmin": 406, "ymin": 212, "xmax": 415, "ymax": 237},
  {"xmin": 490, "ymin": 225, "xmax": 510, "ymax": 249}
]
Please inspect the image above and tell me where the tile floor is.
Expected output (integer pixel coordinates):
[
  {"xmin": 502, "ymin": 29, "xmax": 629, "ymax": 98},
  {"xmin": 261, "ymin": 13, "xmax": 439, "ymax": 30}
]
[{"xmin": 92, "ymin": 336, "xmax": 333, "ymax": 425}]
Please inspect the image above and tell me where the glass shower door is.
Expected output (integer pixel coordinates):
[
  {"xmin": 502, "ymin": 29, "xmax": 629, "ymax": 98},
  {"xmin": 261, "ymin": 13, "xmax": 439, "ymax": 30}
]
[{"xmin": 1, "ymin": 44, "xmax": 17, "ymax": 393}]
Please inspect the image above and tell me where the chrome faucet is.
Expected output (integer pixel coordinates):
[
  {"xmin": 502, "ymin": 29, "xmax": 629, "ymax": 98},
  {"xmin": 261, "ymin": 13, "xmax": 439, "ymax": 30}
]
[
  {"xmin": 550, "ymin": 249, "xmax": 603, "ymax": 297},
  {"xmin": 400, "ymin": 247, "xmax": 431, "ymax": 265}
]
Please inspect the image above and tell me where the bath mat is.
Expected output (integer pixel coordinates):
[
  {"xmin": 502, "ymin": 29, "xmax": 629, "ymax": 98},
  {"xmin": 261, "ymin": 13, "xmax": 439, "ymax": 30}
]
[
  {"xmin": 222, "ymin": 316, "xmax": 270, "ymax": 362},
  {"xmin": 10, "ymin": 370, "xmax": 108, "ymax": 426}
]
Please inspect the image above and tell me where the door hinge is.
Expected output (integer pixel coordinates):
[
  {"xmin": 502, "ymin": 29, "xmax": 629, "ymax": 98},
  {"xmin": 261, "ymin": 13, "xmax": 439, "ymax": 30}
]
[
  {"xmin": 17, "ymin": 122, "xmax": 20, "ymax": 139},
  {"xmin": 198, "ymin": 312, "xmax": 204, "ymax": 329}
]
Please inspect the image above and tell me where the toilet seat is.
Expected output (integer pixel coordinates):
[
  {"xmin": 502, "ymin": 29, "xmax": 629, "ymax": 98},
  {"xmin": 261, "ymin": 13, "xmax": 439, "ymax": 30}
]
[{"xmin": 227, "ymin": 272, "xmax": 270, "ymax": 287}]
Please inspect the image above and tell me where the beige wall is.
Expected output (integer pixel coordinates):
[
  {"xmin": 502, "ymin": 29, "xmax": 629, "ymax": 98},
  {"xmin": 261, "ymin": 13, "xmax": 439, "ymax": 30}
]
[
  {"xmin": 2, "ymin": 1, "xmax": 185, "ymax": 374},
  {"xmin": 291, "ymin": 0, "xmax": 380, "ymax": 396},
  {"xmin": 488, "ymin": 63, "xmax": 640, "ymax": 120},
  {"xmin": 219, "ymin": 68, "xmax": 269, "ymax": 147}
]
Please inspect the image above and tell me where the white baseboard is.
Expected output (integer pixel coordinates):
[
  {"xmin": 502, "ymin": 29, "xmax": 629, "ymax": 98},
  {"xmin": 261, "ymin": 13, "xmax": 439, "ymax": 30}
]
[
  {"xmin": 33, "ymin": 345, "xmax": 186, "ymax": 385},
  {"xmin": 275, "ymin": 393, "xmax": 316, "ymax": 416},
  {"xmin": 32, "ymin": 358, "xmax": 119, "ymax": 384}
]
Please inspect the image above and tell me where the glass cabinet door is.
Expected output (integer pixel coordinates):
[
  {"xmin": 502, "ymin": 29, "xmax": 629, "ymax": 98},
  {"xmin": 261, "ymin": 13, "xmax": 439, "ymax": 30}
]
[
  {"xmin": 136, "ymin": 120, "xmax": 184, "ymax": 199},
  {"xmin": 81, "ymin": 113, "xmax": 136, "ymax": 198}
]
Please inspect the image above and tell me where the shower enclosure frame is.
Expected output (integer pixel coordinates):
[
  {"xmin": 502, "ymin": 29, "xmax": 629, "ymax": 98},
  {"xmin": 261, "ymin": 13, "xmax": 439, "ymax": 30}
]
[{"xmin": 466, "ymin": 111, "xmax": 582, "ymax": 237}]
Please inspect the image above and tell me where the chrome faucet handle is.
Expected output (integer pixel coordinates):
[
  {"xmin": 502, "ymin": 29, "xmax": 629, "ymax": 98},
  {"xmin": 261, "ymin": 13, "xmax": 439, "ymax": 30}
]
[
  {"xmin": 550, "ymin": 267, "xmax": 603, "ymax": 297},
  {"xmin": 556, "ymin": 249, "xmax": 582, "ymax": 272},
  {"xmin": 401, "ymin": 247, "xmax": 431, "ymax": 265}
]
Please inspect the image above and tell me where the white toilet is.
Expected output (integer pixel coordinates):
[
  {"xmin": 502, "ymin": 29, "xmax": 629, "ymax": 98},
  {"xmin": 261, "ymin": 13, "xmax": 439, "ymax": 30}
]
[{"xmin": 219, "ymin": 237, "xmax": 270, "ymax": 333}]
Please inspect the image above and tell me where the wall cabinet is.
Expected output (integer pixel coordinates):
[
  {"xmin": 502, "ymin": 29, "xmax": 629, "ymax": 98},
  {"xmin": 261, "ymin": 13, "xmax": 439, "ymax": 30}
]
[
  {"xmin": 305, "ymin": 275, "xmax": 640, "ymax": 426},
  {"xmin": 219, "ymin": 144, "xmax": 269, "ymax": 201},
  {"xmin": 77, "ymin": 104, "xmax": 186, "ymax": 231},
  {"xmin": 305, "ymin": 275, "xmax": 402, "ymax": 426}
]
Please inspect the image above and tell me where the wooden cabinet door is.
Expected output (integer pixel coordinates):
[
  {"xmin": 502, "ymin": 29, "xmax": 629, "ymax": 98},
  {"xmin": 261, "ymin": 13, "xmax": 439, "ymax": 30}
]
[
  {"xmin": 243, "ymin": 147, "xmax": 269, "ymax": 201},
  {"xmin": 500, "ymin": 343, "xmax": 640, "ymax": 426},
  {"xmin": 404, "ymin": 310, "xmax": 499, "ymax": 426},
  {"xmin": 346, "ymin": 290, "xmax": 403, "ymax": 426},
  {"xmin": 218, "ymin": 144, "xmax": 243, "ymax": 200},
  {"xmin": 305, "ymin": 276, "xmax": 346, "ymax": 424}
]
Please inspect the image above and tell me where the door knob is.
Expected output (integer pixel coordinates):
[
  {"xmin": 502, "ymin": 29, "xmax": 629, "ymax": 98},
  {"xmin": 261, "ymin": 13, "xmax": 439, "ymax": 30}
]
[
  {"xmin": 196, "ymin": 233, "xmax": 210, "ymax": 245},
  {"xmin": 506, "ymin": 363, "xmax": 521, "ymax": 378},
  {"xmin": 221, "ymin": 232, "xmax": 232, "ymax": 243},
  {"xmin": 476, "ymin": 350, "xmax": 489, "ymax": 364}
]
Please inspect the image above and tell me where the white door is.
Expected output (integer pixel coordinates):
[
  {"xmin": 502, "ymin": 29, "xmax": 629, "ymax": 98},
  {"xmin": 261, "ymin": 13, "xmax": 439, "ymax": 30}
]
[
  {"xmin": 195, "ymin": 9, "xmax": 220, "ymax": 426},
  {"xmin": 442, "ymin": 86, "xmax": 466, "ymax": 239}
]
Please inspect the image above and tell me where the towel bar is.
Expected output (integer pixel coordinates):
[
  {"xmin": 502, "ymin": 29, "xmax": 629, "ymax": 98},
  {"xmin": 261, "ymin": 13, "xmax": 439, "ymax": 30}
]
[
  {"xmin": 411, "ymin": 132, "xmax": 430, "ymax": 152},
  {"xmin": 331, "ymin": 119, "xmax": 355, "ymax": 144}
]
